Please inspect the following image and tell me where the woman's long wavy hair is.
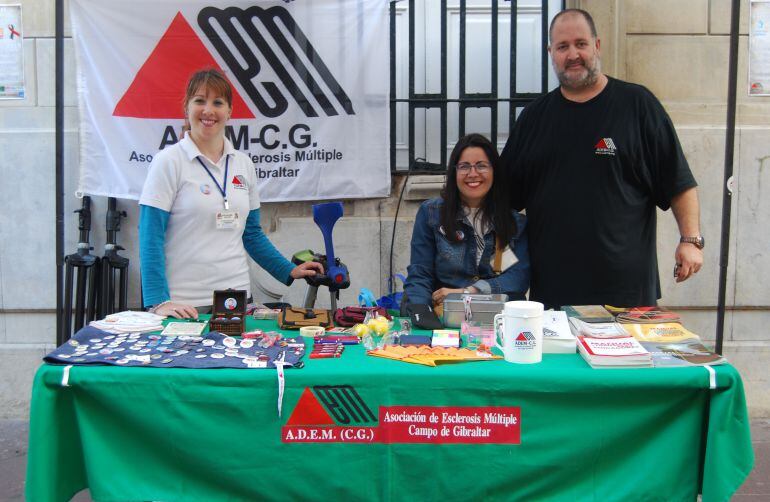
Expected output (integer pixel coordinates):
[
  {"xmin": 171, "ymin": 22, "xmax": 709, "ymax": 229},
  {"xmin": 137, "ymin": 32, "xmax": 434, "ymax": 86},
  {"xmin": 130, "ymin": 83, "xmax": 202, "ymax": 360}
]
[{"xmin": 439, "ymin": 133, "xmax": 515, "ymax": 246}]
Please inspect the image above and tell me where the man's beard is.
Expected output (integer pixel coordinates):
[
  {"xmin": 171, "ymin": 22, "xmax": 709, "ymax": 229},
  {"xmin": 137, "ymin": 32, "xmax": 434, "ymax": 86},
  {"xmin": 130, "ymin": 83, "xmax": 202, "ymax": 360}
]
[{"xmin": 555, "ymin": 57, "xmax": 601, "ymax": 89}]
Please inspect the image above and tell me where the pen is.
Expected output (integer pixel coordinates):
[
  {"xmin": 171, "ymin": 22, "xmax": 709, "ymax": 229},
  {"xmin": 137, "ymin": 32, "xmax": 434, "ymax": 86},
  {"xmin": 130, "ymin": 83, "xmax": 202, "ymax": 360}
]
[{"xmin": 310, "ymin": 352, "xmax": 342, "ymax": 358}]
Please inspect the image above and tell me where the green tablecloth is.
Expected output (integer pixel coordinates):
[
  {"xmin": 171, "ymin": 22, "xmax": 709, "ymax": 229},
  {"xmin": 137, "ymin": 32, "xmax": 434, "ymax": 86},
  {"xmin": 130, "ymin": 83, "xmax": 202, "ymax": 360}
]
[{"xmin": 26, "ymin": 319, "xmax": 753, "ymax": 501}]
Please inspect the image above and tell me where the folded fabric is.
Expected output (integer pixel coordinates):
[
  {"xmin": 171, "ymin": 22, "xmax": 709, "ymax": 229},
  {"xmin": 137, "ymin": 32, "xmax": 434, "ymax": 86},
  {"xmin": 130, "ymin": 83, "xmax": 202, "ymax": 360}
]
[
  {"xmin": 333, "ymin": 306, "xmax": 391, "ymax": 327},
  {"xmin": 90, "ymin": 310, "xmax": 166, "ymax": 334}
]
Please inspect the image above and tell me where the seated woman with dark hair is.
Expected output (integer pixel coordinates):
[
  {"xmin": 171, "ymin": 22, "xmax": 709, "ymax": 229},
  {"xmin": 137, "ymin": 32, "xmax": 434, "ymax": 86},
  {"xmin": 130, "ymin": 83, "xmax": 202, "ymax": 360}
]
[{"xmin": 404, "ymin": 133, "xmax": 530, "ymax": 308}]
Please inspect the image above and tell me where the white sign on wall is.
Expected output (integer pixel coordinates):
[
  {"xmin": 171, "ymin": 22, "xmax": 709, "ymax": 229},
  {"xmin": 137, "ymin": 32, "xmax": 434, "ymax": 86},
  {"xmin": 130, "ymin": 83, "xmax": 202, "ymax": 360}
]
[
  {"xmin": 70, "ymin": 0, "xmax": 390, "ymax": 201},
  {"xmin": 0, "ymin": 4, "xmax": 24, "ymax": 99},
  {"xmin": 750, "ymin": 0, "xmax": 770, "ymax": 95}
]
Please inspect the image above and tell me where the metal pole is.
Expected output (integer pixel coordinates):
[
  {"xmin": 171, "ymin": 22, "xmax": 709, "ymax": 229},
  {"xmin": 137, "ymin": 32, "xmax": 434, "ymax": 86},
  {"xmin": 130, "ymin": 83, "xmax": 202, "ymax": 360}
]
[
  {"xmin": 716, "ymin": 0, "xmax": 741, "ymax": 354},
  {"xmin": 55, "ymin": 0, "xmax": 65, "ymax": 345}
]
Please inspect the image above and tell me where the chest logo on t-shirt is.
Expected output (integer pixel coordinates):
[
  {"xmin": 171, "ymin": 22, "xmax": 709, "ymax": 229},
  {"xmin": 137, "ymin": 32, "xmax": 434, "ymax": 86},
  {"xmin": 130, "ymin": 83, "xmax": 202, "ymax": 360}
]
[
  {"xmin": 231, "ymin": 175, "xmax": 248, "ymax": 190},
  {"xmin": 199, "ymin": 183, "xmax": 212, "ymax": 195},
  {"xmin": 594, "ymin": 138, "xmax": 617, "ymax": 156}
]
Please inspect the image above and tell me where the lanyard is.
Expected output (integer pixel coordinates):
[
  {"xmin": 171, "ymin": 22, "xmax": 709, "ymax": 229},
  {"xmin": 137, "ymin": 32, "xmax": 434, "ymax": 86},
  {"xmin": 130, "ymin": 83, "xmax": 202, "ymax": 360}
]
[{"xmin": 197, "ymin": 155, "xmax": 230, "ymax": 209}]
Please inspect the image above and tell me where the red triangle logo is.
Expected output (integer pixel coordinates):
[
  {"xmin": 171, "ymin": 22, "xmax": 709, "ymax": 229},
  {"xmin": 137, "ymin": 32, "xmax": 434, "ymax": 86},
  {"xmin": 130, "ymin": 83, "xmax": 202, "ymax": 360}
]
[
  {"xmin": 516, "ymin": 333, "xmax": 528, "ymax": 341},
  {"xmin": 595, "ymin": 138, "xmax": 607, "ymax": 149},
  {"xmin": 113, "ymin": 12, "xmax": 254, "ymax": 119},
  {"xmin": 285, "ymin": 388, "xmax": 336, "ymax": 426},
  {"xmin": 232, "ymin": 175, "xmax": 243, "ymax": 186}
]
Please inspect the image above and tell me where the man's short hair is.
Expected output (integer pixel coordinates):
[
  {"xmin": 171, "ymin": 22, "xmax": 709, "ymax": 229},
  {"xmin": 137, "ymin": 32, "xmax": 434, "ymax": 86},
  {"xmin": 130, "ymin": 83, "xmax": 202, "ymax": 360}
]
[{"xmin": 548, "ymin": 9, "xmax": 598, "ymax": 43}]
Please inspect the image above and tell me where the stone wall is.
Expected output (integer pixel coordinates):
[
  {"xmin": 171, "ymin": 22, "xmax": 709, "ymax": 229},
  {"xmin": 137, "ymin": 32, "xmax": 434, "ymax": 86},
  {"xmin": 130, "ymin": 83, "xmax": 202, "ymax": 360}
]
[
  {"xmin": 0, "ymin": 0, "xmax": 767, "ymax": 418},
  {"xmin": 578, "ymin": 0, "xmax": 770, "ymax": 415}
]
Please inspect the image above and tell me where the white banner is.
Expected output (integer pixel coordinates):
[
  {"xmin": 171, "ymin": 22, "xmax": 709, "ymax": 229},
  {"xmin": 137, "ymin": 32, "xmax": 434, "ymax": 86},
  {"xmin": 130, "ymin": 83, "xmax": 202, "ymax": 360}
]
[{"xmin": 71, "ymin": 0, "xmax": 390, "ymax": 201}]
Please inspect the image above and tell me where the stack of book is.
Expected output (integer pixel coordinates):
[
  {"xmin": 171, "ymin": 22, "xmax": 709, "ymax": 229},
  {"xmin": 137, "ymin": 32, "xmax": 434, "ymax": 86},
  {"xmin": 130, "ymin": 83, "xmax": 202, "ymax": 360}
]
[
  {"xmin": 562, "ymin": 306, "xmax": 724, "ymax": 369},
  {"xmin": 569, "ymin": 318, "xmax": 653, "ymax": 368}
]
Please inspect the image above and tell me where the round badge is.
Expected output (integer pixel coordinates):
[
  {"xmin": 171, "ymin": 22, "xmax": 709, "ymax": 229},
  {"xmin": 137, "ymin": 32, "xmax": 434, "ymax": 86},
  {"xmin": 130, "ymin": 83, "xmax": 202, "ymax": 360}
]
[
  {"xmin": 200, "ymin": 184, "xmax": 212, "ymax": 195},
  {"xmin": 224, "ymin": 297, "xmax": 238, "ymax": 310}
]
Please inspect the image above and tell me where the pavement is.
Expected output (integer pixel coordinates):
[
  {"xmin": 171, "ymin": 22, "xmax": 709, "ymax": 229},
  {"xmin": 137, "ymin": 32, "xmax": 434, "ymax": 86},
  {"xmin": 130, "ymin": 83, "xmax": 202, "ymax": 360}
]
[{"xmin": 2, "ymin": 418, "xmax": 768, "ymax": 501}]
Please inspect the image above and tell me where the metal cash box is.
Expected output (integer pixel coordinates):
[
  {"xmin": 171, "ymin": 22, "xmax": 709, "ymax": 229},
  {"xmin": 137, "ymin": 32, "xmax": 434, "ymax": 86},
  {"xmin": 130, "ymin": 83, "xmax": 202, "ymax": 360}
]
[{"xmin": 441, "ymin": 293, "xmax": 508, "ymax": 328}]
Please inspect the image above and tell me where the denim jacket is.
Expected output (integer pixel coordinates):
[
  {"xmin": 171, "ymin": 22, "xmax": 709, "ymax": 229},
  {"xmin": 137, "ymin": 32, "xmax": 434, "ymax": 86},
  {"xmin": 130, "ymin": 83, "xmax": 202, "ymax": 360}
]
[{"xmin": 404, "ymin": 198, "xmax": 530, "ymax": 306}]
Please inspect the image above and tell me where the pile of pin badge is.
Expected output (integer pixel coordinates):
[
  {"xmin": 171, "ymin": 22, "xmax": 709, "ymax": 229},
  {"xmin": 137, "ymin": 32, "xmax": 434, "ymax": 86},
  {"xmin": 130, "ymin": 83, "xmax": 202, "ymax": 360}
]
[
  {"xmin": 45, "ymin": 326, "xmax": 306, "ymax": 369},
  {"xmin": 58, "ymin": 333, "xmax": 207, "ymax": 365}
]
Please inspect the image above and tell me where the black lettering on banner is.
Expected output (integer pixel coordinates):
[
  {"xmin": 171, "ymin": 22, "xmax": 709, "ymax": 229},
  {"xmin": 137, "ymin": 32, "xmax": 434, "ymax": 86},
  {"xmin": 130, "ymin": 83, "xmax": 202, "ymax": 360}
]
[
  {"xmin": 159, "ymin": 126, "xmax": 179, "ymax": 149},
  {"xmin": 197, "ymin": 6, "xmax": 355, "ymax": 118},
  {"xmin": 259, "ymin": 124, "xmax": 280, "ymax": 149},
  {"xmin": 289, "ymin": 124, "xmax": 311, "ymax": 148},
  {"xmin": 226, "ymin": 125, "xmax": 249, "ymax": 149},
  {"xmin": 313, "ymin": 385, "xmax": 376, "ymax": 425}
]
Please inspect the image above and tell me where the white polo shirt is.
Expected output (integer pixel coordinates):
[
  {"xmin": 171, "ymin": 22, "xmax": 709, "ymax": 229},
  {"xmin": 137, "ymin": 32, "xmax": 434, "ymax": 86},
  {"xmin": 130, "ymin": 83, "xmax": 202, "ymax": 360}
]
[{"xmin": 139, "ymin": 135, "xmax": 260, "ymax": 307}]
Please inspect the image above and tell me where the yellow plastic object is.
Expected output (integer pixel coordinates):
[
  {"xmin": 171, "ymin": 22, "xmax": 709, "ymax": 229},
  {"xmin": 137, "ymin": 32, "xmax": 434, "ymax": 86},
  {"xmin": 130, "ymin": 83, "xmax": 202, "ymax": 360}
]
[
  {"xmin": 353, "ymin": 323, "xmax": 371, "ymax": 337},
  {"xmin": 367, "ymin": 317, "xmax": 390, "ymax": 335}
]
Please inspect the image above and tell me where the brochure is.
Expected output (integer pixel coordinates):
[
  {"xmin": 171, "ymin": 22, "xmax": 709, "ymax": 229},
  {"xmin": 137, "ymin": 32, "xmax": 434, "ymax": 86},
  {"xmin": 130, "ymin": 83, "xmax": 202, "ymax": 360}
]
[{"xmin": 542, "ymin": 310, "xmax": 576, "ymax": 353}]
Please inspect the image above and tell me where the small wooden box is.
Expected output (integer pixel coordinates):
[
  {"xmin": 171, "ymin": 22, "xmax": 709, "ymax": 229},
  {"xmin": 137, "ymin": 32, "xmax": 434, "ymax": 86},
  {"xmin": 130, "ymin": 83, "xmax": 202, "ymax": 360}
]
[{"xmin": 209, "ymin": 289, "xmax": 247, "ymax": 336}]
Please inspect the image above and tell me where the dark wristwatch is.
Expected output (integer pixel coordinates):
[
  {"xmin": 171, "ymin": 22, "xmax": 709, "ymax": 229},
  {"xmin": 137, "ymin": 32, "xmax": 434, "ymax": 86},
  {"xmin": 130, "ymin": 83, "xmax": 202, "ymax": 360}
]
[{"xmin": 680, "ymin": 236, "xmax": 705, "ymax": 250}]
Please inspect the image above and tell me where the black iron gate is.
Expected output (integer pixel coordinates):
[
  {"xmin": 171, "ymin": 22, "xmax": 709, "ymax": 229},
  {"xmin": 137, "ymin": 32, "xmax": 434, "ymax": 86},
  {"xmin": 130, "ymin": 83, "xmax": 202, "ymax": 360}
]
[{"xmin": 389, "ymin": 0, "xmax": 563, "ymax": 172}]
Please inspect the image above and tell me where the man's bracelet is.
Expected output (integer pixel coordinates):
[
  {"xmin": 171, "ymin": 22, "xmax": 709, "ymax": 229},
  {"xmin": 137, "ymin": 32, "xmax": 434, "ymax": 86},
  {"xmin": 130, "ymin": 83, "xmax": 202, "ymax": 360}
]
[{"xmin": 148, "ymin": 300, "xmax": 171, "ymax": 314}]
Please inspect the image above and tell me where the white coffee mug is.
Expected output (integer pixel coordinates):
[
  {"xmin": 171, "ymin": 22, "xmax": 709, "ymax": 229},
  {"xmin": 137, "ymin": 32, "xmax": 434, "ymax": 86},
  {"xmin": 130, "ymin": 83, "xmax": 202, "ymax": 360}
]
[{"xmin": 494, "ymin": 300, "xmax": 544, "ymax": 364}]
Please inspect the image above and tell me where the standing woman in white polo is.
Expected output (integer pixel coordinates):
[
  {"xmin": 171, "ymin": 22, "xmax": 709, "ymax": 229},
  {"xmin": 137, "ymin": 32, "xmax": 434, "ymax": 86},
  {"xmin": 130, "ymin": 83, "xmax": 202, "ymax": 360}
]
[{"xmin": 139, "ymin": 69, "xmax": 322, "ymax": 318}]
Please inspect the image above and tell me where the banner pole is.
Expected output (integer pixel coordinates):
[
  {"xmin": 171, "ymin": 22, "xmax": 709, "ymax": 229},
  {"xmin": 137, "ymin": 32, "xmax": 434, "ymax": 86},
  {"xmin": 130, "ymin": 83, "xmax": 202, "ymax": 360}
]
[
  {"xmin": 715, "ymin": 0, "xmax": 741, "ymax": 354},
  {"xmin": 55, "ymin": 0, "xmax": 65, "ymax": 344}
]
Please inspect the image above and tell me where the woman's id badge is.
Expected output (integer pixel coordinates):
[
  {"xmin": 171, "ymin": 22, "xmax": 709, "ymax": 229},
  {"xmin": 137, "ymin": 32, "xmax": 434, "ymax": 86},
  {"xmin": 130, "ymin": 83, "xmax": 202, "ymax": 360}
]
[{"xmin": 216, "ymin": 210, "xmax": 240, "ymax": 230}]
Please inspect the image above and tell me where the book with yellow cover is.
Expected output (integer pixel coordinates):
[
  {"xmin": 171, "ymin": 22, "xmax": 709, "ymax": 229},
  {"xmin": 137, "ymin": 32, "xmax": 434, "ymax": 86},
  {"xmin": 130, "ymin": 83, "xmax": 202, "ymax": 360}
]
[
  {"xmin": 622, "ymin": 322, "xmax": 700, "ymax": 342},
  {"xmin": 623, "ymin": 323, "xmax": 727, "ymax": 367}
]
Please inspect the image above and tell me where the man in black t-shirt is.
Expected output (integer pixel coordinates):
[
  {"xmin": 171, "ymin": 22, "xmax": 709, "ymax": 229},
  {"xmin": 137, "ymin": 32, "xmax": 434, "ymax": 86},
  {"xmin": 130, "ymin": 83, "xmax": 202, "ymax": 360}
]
[{"xmin": 500, "ymin": 8, "xmax": 704, "ymax": 309}]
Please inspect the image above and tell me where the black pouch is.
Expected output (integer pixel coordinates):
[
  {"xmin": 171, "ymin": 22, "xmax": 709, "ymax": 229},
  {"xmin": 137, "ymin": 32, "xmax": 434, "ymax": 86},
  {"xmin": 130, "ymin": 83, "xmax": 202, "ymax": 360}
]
[{"xmin": 404, "ymin": 303, "xmax": 443, "ymax": 330}]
